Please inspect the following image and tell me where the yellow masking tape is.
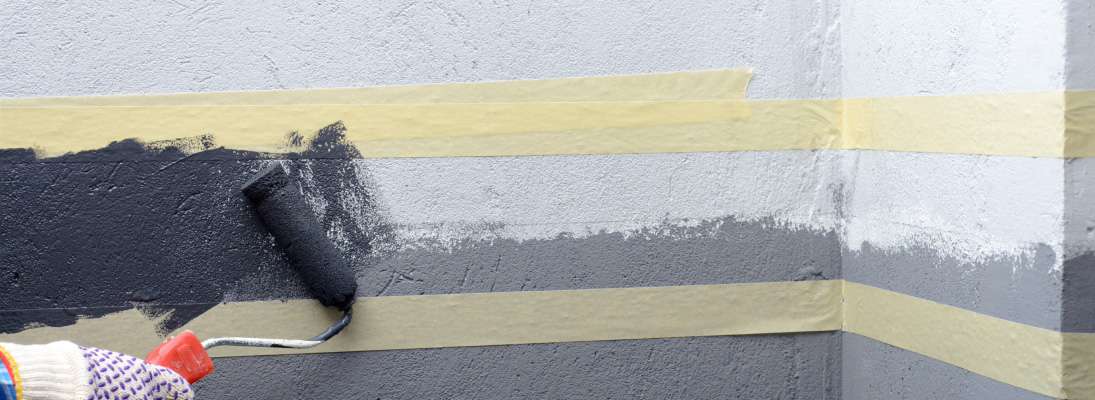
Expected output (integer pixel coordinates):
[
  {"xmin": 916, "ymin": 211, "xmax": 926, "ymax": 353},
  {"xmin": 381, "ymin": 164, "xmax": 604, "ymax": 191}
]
[
  {"xmin": 0, "ymin": 68, "xmax": 751, "ymax": 107},
  {"xmin": 0, "ymin": 307, "xmax": 171, "ymax": 363},
  {"xmin": 0, "ymin": 69, "xmax": 753, "ymax": 156},
  {"xmin": 5, "ymin": 279, "xmax": 1095, "ymax": 397},
  {"xmin": 355, "ymin": 99, "xmax": 840, "ymax": 158},
  {"xmin": 1064, "ymin": 333, "xmax": 1095, "ymax": 399},
  {"xmin": 3, "ymin": 91, "xmax": 1090, "ymax": 159},
  {"xmin": 0, "ymin": 280, "xmax": 843, "ymax": 359},
  {"xmin": 1065, "ymin": 90, "xmax": 1095, "ymax": 158},
  {"xmin": 840, "ymin": 92, "xmax": 1068, "ymax": 157},
  {"xmin": 842, "ymin": 281, "xmax": 1065, "ymax": 398},
  {"xmin": 0, "ymin": 101, "xmax": 750, "ymax": 157}
]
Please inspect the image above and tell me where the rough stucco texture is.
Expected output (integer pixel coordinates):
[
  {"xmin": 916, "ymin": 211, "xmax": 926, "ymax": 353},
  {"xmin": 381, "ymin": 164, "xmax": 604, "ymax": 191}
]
[
  {"xmin": 0, "ymin": 132, "xmax": 842, "ymax": 332},
  {"xmin": 1064, "ymin": 158, "xmax": 1095, "ymax": 333},
  {"xmin": 843, "ymin": 243, "xmax": 1061, "ymax": 331},
  {"xmin": 2, "ymin": 0, "xmax": 1089, "ymax": 398},
  {"xmin": 840, "ymin": 0, "xmax": 1067, "ymax": 97},
  {"xmin": 1066, "ymin": 0, "xmax": 1095, "ymax": 89},
  {"xmin": 841, "ymin": 333, "xmax": 1052, "ymax": 400},
  {"xmin": 196, "ymin": 333, "xmax": 841, "ymax": 399},
  {"xmin": 0, "ymin": 128, "xmax": 842, "ymax": 399},
  {"xmin": 0, "ymin": 0, "xmax": 841, "ymax": 99}
]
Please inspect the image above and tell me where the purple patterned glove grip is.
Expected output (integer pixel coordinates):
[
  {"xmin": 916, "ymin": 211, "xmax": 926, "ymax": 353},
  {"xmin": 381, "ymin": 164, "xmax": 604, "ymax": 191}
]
[{"xmin": 80, "ymin": 346, "xmax": 193, "ymax": 400}]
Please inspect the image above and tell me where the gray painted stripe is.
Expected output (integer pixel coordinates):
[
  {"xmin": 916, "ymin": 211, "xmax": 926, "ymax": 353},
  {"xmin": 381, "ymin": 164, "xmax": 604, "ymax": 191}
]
[
  {"xmin": 2, "ymin": 152, "xmax": 840, "ymax": 333},
  {"xmin": 231, "ymin": 215, "xmax": 841, "ymax": 302},
  {"xmin": 1063, "ymin": 252, "xmax": 1095, "ymax": 333},
  {"xmin": 842, "ymin": 333, "xmax": 1054, "ymax": 400},
  {"xmin": 195, "ymin": 332, "xmax": 841, "ymax": 399},
  {"xmin": 1063, "ymin": 159, "xmax": 1095, "ymax": 333},
  {"xmin": 842, "ymin": 244, "xmax": 1061, "ymax": 331}
]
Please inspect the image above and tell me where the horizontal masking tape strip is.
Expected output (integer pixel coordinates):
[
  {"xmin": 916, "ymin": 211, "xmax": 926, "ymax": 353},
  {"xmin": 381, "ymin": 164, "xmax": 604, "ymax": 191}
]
[
  {"xmin": 840, "ymin": 92, "xmax": 1069, "ymax": 158},
  {"xmin": 4, "ymin": 91, "xmax": 1094, "ymax": 159},
  {"xmin": 355, "ymin": 99, "xmax": 841, "ymax": 158},
  {"xmin": 842, "ymin": 281, "xmax": 1066, "ymax": 398},
  {"xmin": 1064, "ymin": 333, "xmax": 1095, "ymax": 398},
  {"xmin": 0, "ymin": 101, "xmax": 751, "ymax": 157},
  {"xmin": 6, "ymin": 279, "xmax": 1095, "ymax": 396},
  {"xmin": 0, "ymin": 99, "xmax": 845, "ymax": 158},
  {"xmin": 373, "ymin": 88, "xmax": 1083, "ymax": 158},
  {"xmin": 1065, "ymin": 90, "xmax": 1095, "ymax": 158},
  {"xmin": 0, "ymin": 68, "xmax": 752, "ymax": 107},
  {"xmin": 0, "ymin": 280, "xmax": 843, "ymax": 359}
]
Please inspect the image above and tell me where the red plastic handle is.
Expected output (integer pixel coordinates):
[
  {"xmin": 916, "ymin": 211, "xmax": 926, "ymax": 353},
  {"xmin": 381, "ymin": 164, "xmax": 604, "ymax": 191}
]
[{"xmin": 144, "ymin": 330, "xmax": 214, "ymax": 384}]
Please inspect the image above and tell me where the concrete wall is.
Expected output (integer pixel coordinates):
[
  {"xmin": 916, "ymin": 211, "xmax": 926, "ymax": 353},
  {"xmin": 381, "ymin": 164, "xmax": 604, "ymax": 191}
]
[
  {"xmin": 840, "ymin": 1, "xmax": 1071, "ymax": 398},
  {"xmin": 1063, "ymin": 0, "xmax": 1095, "ymax": 339},
  {"xmin": 1, "ymin": 0, "xmax": 1084, "ymax": 398},
  {"xmin": 2, "ymin": 1, "xmax": 844, "ymax": 399},
  {"xmin": 0, "ymin": 1, "xmax": 841, "ymax": 99}
]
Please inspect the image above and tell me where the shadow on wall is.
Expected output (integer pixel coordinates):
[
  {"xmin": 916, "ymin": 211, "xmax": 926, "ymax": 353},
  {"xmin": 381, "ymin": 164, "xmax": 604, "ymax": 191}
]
[{"xmin": 0, "ymin": 122, "xmax": 393, "ymax": 334}]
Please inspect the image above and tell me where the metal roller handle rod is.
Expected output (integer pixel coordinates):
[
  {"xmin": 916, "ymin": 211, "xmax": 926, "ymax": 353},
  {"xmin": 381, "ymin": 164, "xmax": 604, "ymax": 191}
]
[{"xmin": 202, "ymin": 307, "xmax": 353, "ymax": 350}]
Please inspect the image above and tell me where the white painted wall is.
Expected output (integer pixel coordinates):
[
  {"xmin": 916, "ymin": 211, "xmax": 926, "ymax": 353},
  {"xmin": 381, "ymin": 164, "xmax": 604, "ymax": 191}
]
[
  {"xmin": 1065, "ymin": 158, "xmax": 1095, "ymax": 259},
  {"xmin": 840, "ymin": 0, "xmax": 1067, "ymax": 97},
  {"xmin": 359, "ymin": 151, "xmax": 842, "ymax": 252},
  {"xmin": 2, "ymin": 0, "xmax": 1082, "ymax": 273},
  {"xmin": 2, "ymin": 0, "xmax": 845, "ymax": 260},
  {"xmin": 0, "ymin": 0, "xmax": 840, "ymax": 99},
  {"xmin": 838, "ymin": 0, "xmax": 1073, "ymax": 274},
  {"xmin": 841, "ymin": 152, "xmax": 1065, "ymax": 270}
]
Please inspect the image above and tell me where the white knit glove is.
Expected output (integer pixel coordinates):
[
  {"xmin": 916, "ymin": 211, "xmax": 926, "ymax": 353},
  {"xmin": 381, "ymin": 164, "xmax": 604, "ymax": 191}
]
[{"xmin": 0, "ymin": 342, "xmax": 193, "ymax": 400}]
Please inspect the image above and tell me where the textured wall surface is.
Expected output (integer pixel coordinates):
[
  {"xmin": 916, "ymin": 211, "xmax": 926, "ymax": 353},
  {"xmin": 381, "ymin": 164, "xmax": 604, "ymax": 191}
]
[
  {"xmin": 1, "ymin": 0, "xmax": 1087, "ymax": 399},
  {"xmin": 1065, "ymin": 158, "xmax": 1095, "ymax": 333},
  {"xmin": 1066, "ymin": 0, "xmax": 1095, "ymax": 90},
  {"xmin": 0, "ymin": 0, "xmax": 840, "ymax": 99},
  {"xmin": 840, "ymin": 0, "xmax": 1067, "ymax": 97},
  {"xmin": 838, "ymin": 1, "xmax": 1076, "ymax": 398},
  {"xmin": 841, "ymin": 333, "xmax": 1053, "ymax": 400},
  {"xmin": 203, "ymin": 333, "xmax": 841, "ymax": 399},
  {"xmin": 1, "ymin": 1, "xmax": 845, "ymax": 399}
]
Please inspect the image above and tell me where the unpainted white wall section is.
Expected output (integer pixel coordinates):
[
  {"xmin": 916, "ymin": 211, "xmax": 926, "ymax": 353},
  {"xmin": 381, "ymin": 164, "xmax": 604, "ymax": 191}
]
[
  {"xmin": 362, "ymin": 151, "xmax": 842, "ymax": 252},
  {"xmin": 840, "ymin": 0, "xmax": 1067, "ymax": 97},
  {"xmin": 0, "ymin": 0, "xmax": 841, "ymax": 99}
]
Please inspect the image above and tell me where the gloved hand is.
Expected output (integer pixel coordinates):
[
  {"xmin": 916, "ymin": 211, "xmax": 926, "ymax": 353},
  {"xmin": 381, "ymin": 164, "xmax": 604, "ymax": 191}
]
[{"xmin": 0, "ymin": 341, "xmax": 193, "ymax": 400}]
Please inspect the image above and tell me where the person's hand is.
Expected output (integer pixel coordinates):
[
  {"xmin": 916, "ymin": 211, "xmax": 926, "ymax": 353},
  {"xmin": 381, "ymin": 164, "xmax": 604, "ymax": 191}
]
[{"xmin": 0, "ymin": 341, "xmax": 193, "ymax": 400}]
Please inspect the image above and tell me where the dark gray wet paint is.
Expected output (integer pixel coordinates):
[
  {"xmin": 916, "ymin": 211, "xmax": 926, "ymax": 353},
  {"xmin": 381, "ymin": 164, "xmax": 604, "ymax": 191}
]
[
  {"xmin": 1063, "ymin": 252, "xmax": 1095, "ymax": 333},
  {"xmin": 0, "ymin": 123, "xmax": 384, "ymax": 333}
]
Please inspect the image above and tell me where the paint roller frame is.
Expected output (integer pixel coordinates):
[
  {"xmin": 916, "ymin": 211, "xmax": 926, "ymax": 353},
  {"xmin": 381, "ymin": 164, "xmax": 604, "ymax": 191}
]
[
  {"xmin": 145, "ymin": 164, "xmax": 360, "ymax": 383},
  {"xmin": 197, "ymin": 162, "xmax": 359, "ymax": 350}
]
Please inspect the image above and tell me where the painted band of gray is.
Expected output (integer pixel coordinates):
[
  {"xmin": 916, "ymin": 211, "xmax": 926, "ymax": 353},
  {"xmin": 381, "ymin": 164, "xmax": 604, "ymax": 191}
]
[
  {"xmin": 0, "ymin": 148, "xmax": 840, "ymax": 334},
  {"xmin": 1062, "ymin": 252, "xmax": 1095, "ymax": 333},
  {"xmin": 1066, "ymin": 0, "xmax": 1095, "ymax": 90},
  {"xmin": 194, "ymin": 332, "xmax": 841, "ymax": 399},
  {"xmin": 3, "ymin": 140, "xmax": 1070, "ymax": 338},
  {"xmin": 841, "ymin": 333, "xmax": 1052, "ymax": 400},
  {"xmin": 1062, "ymin": 159, "xmax": 1095, "ymax": 333},
  {"xmin": 842, "ymin": 244, "xmax": 1062, "ymax": 331},
  {"xmin": 0, "ymin": 127, "xmax": 1076, "ymax": 397}
]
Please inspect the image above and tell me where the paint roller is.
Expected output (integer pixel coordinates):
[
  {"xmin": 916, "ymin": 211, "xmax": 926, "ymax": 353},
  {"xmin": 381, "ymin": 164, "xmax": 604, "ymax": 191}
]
[{"xmin": 143, "ymin": 163, "xmax": 359, "ymax": 383}]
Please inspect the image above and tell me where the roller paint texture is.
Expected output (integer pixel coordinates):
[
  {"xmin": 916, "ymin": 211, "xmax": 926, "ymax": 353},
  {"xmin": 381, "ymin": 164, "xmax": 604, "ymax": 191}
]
[{"xmin": 242, "ymin": 163, "xmax": 358, "ymax": 310}]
